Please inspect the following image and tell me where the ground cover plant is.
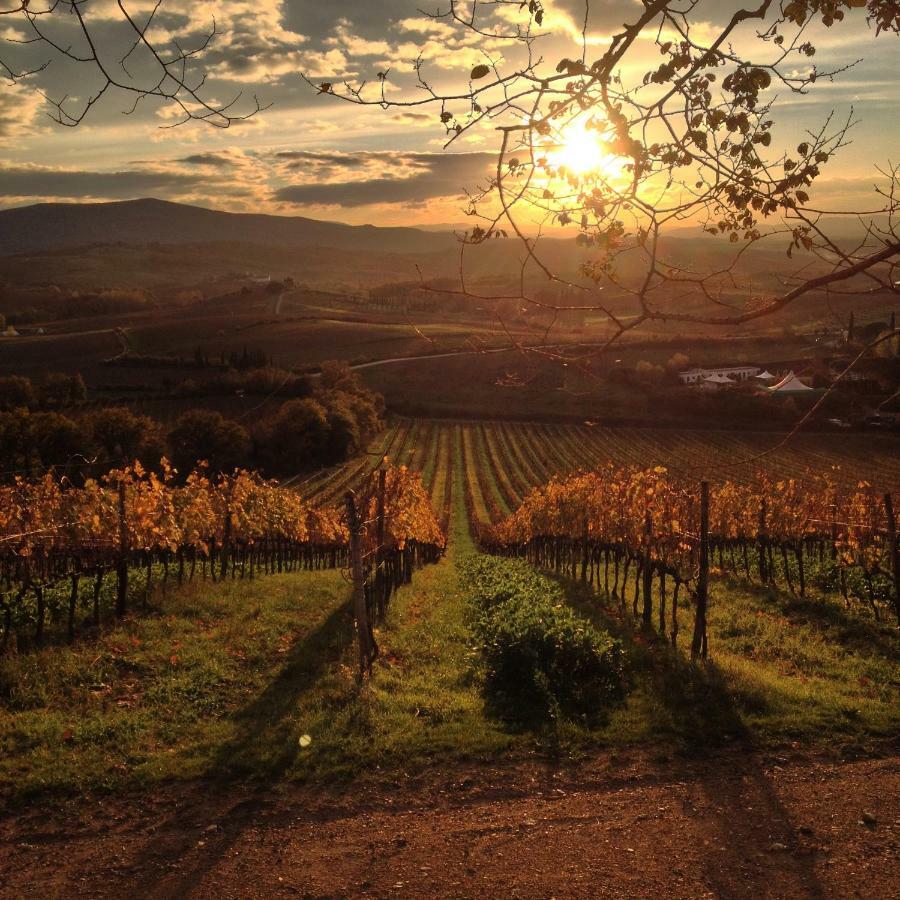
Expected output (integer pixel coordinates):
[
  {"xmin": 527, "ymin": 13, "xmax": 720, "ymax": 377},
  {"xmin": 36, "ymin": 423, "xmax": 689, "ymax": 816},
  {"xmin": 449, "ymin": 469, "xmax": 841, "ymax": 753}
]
[{"xmin": 464, "ymin": 556, "xmax": 625, "ymax": 726}]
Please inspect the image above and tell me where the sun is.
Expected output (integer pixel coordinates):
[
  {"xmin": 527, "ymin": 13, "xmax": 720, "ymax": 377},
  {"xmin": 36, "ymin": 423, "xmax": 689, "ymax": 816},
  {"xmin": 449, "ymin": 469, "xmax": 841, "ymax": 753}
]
[{"xmin": 548, "ymin": 119, "xmax": 625, "ymax": 182}]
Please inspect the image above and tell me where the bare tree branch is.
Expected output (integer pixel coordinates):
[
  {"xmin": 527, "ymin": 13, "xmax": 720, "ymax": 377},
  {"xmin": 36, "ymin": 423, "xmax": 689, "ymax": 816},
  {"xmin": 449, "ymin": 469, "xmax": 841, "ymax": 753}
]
[
  {"xmin": 1, "ymin": 0, "xmax": 265, "ymax": 127},
  {"xmin": 313, "ymin": 0, "xmax": 899, "ymax": 356}
]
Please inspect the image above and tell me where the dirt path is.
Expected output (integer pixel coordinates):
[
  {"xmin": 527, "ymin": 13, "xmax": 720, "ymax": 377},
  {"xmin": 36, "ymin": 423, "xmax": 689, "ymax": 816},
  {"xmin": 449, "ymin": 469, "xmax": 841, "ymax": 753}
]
[{"xmin": 2, "ymin": 748, "xmax": 896, "ymax": 899}]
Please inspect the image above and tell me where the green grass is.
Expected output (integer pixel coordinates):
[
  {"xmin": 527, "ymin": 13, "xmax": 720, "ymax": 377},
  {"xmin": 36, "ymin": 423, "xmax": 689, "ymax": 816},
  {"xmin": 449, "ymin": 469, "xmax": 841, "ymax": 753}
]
[
  {"xmin": 2, "ymin": 460, "xmax": 898, "ymax": 803},
  {"xmin": 0, "ymin": 569, "xmax": 354, "ymax": 799},
  {"xmin": 547, "ymin": 570, "xmax": 899, "ymax": 751}
]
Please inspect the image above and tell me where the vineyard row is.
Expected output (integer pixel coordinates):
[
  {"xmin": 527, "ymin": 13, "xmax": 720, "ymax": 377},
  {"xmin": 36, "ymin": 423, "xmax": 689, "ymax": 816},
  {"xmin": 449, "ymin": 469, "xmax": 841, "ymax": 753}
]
[
  {"xmin": 0, "ymin": 463, "xmax": 445, "ymax": 650},
  {"xmin": 480, "ymin": 467, "xmax": 900, "ymax": 654}
]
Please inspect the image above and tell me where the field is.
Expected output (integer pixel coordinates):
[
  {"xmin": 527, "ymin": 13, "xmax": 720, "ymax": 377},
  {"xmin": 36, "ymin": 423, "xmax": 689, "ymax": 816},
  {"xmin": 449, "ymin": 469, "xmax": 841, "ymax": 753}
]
[
  {"xmin": 0, "ymin": 288, "xmax": 516, "ymax": 384},
  {"xmin": 306, "ymin": 418, "xmax": 900, "ymax": 530},
  {"xmin": 4, "ymin": 269, "xmax": 896, "ymax": 426}
]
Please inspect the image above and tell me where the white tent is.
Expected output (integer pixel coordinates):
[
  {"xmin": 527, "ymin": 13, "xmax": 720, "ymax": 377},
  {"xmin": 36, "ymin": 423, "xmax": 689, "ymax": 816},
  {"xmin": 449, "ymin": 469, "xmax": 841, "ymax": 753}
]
[
  {"xmin": 701, "ymin": 373, "xmax": 735, "ymax": 391},
  {"xmin": 768, "ymin": 372, "xmax": 814, "ymax": 393},
  {"xmin": 704, "ymin": 373, "xmax": 735, "ymax": 385},
  {"xmin": 755, "ymin": 370, "xmax": 776, "ymax": 382}
]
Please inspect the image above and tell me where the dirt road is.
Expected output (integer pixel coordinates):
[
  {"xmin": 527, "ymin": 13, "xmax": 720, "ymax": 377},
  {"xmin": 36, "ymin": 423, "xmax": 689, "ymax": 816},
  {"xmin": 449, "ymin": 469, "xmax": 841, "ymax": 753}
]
[{"xmin": 2, "ymin": 747, "xmax": 897, "ymax": 899}]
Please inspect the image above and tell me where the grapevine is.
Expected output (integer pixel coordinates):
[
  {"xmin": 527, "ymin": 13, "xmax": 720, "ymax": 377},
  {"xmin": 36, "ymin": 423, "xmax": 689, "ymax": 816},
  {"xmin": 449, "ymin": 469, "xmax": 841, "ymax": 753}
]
[
  {"xmin": 0, "ymin": 461, "xmax": 444, "ymax": 647},
  {"xmin": 484, "ymin": 465, "xmax": 900, "ymax": 644}
]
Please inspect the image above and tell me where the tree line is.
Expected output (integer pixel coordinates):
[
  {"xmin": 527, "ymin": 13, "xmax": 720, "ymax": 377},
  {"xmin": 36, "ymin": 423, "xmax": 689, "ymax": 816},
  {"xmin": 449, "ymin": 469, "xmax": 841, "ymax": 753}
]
[
  {"xmin": 0, "ymin": 373, "xmax": 87, "ymax": 411},
  {"xmin": 0, "ymin": 362, "xmax": 384, "ymax": 482}
]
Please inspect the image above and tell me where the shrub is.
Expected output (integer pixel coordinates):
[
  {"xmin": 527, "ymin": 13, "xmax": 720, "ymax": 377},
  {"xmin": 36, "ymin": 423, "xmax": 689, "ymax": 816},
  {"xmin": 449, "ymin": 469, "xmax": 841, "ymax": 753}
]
[
  {"xmin": 0, "ymin": 409, "xmax": 89, "ymax": 477},
  {"xmin": 85, "ymin": 406, "xmax": 166, "ymax": 467},
  {"xmin": 666, "ymin": 351, "xmax": 690, "ymax": 374},
  {"xmin": 0, "ymin": 375, "xmax": 36, "ymax": 411},
  {"xmin": 40, "ymin": 372, "xmax": 87, "ymax": 408},
  {"xmin": 462, "ymin": 557, "xmax": 625, "ymax": 725}
]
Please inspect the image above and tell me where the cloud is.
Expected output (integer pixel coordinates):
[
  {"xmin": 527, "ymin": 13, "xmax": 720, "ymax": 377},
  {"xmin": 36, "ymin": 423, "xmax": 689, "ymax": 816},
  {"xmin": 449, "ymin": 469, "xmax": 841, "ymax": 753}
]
[
  {"xmin": 276, "ymin": 150, "xmax": 369, "ymax": 170},
  {"xmin": 273, "ymin": 150, "xmax": 493, "ymax": 207},
  {"xmin": 0, "ymin": 163, "xmax": 214, "ymax": 199},
  {"xmin": 0, "ymin": 82, "xmax": 44, "ymax": 144},
  {"xmin": 392, "ymin": 111, "xmax": 431, "ymax": 123},
  {"xmin": 178, "ymin": 152, "xmax": 240, "ymax": 167},
  {"xmin": 1, "ymin": 1, "xmax": 895, "ymax": 228},
  {"xmin": 325, "ymin": 18, "xmax": 392, "ymax": 57},
  {"xmin": 0, "ymin": 148, "xmax": 494, "ymax": 213}
]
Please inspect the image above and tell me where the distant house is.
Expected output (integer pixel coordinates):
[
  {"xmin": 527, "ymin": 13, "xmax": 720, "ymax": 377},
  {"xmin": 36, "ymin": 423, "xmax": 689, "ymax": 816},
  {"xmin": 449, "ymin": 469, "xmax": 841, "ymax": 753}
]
[{"xmin": 679, "ymin": 365, "xmax": 760, "ymax": 386}]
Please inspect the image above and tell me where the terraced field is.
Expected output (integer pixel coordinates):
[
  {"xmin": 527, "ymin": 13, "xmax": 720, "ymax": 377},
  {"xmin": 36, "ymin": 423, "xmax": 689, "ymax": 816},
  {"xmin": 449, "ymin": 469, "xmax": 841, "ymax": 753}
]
[{"xmin": 302, "ymin": 418, "xmax": 900, "ymax": 534}]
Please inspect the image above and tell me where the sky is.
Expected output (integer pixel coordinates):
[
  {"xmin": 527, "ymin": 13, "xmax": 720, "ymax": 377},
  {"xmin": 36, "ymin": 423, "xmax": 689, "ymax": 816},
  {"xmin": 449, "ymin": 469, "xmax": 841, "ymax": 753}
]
[{"xmin": 1, "ymin": 1, "xmax": 897, "ymax": 227}]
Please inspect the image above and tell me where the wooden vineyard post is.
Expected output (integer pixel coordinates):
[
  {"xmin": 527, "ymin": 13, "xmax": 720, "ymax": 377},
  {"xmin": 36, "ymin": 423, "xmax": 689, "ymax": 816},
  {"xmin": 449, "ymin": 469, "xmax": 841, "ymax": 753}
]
[
  {"xmin": 376, "ymin": 469, "xmax": 386, "ymax": 553},
  {"xmin": 830, "ymin": 503, "xmax": 838, "ymax": 561},
  {"xmin": 758, "ymin": 498, "xmax": 768, "ymax": 584},
  {"xmin": 374, "ymin": 469, "xmax": 386, "ymax": 619},
  {"xmin": 581, "ymin": 517, "xmax": 589, "ymax": 583},
  {"xmin": 345, "ymin": 491, "xmax": 376, "ymax": 677},
  {"xmin": 67, "ymin": 572, "xmax": 80, "ymax": 643},
  {"xmin": 116, "ymin": 479, "xmax": 129, "ymax": 617},
  {"xmin": 691, "ymin": 481, "xmax": 710, "ymax": 661},
  {"xmin": 219, "ymin": 480, "xmax": 234, "ymax": 582},
  {"xmin": 642, "ymin": 511, "xmax": 653, "ymax": 627},
  {"xmin": 884, "ymin": 493, "xmax": 900, "ymax": 625}
]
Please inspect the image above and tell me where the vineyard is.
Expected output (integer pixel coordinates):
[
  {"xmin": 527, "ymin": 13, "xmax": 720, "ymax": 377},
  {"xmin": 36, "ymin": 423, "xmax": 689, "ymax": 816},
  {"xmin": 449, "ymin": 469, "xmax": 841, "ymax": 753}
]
[
  {"xmin": 486, "ymin": 469, "xmax": 899, "ymax": 654},
  {"xmin": 303, "ymin": 419, "xmax": 900, "ymax": 654},
  {"xmin": 1, "ymin": 417, "xmax": 898, "ymax": 804},
  {"xmin": 5, "ymin": 417, "xmax": 898, "ymax": 654},
  {"xmin": 0, "ymin": 462, "xmax": 444, "ymax": 653},
  {"xmin": 303, "ymin": 418, "xmax": 900, "ymax": 526}
]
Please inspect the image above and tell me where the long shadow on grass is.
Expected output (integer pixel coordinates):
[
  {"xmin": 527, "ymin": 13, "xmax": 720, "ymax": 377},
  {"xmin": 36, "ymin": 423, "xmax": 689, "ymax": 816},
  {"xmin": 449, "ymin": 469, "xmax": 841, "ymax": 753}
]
[
  {"xmin": 122, "ymin": 597, "xmax": 355, "ymax": 899},
  {"xmin": 545, "ymin": 572, "xmax": 750, "ymax": 749},
  {"xmin": 723, "ymin": 575, "xmax": 900, "ymax": 662},
  {"xmin": 210, "ymin": 597, "xmax": 354, "ymax": 780},
  {"xmin": 543, "ymin": 572, "xmax": 827, "ymax": 897}
]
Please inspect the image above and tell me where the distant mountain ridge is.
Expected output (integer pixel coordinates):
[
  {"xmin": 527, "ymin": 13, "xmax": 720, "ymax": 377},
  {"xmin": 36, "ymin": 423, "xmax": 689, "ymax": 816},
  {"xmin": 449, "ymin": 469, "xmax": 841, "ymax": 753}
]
[{"xmin": 0, "ymin": 198, "xmax": 457, "ymax": 257}]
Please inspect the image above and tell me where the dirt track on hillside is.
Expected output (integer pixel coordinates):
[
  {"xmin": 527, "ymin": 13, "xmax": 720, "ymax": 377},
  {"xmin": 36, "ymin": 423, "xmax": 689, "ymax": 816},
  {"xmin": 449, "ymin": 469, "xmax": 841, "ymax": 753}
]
[{"xmin": 2, "ymin": 748, "xmax": 897, "ymax": 899}]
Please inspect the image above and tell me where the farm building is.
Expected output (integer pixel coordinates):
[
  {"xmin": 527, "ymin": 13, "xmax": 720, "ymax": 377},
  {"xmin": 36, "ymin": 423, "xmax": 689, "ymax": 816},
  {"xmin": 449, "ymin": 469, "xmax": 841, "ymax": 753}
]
[{"xmin": 679, "ymin": 365, "xmax": 761, "ymax": 386}]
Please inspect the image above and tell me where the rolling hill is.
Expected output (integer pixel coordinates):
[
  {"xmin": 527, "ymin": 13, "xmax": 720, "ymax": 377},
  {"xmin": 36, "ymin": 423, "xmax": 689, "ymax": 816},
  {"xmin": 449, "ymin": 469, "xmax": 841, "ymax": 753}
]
[{"xmin": 0, "ymin": 198, "xmax": 456, "ymax": 257}]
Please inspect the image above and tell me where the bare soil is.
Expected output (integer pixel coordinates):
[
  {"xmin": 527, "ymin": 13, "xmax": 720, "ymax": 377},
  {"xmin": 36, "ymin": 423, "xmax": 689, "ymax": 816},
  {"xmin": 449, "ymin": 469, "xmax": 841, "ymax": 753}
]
[{"xmin": 1, "ymin": 747, "xmax": 897, "ymax": 899}]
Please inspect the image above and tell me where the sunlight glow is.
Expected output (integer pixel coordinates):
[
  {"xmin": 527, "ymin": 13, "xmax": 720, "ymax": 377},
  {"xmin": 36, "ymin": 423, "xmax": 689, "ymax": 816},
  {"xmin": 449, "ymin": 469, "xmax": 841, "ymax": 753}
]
[{"xmin": 548, "ymin": 119, "xmax": 626, "ymax": 182}]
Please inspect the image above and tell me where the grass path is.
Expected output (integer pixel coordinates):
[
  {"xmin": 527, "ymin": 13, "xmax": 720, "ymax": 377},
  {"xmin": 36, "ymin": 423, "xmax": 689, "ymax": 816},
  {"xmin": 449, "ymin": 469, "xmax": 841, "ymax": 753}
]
[{"xmin": 345, "ymin": 451, "xmax": 516, "ymax": 769}]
